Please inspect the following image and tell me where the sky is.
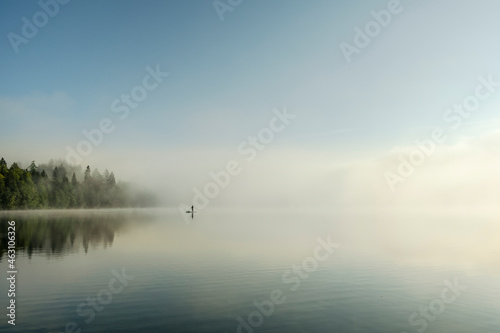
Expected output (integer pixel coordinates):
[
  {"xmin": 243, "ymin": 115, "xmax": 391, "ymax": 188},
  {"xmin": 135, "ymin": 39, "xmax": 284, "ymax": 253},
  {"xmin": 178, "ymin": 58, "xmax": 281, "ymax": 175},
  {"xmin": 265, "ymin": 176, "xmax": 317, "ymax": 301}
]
[{"xmin": 1, "ymin": 0, "xmax": 500, "ymax": 209}]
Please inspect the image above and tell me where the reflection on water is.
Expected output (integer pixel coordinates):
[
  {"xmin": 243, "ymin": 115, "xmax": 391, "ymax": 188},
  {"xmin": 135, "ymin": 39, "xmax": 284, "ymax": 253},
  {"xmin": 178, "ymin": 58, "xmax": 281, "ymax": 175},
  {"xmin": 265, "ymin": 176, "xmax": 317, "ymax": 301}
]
[
  {"xmin": 0, "ymin": 210, "xmax": 140, "ymax": 259},
  {"xmin": 0, "ymin": 208, "xmax": 499, "ymax": 333}
]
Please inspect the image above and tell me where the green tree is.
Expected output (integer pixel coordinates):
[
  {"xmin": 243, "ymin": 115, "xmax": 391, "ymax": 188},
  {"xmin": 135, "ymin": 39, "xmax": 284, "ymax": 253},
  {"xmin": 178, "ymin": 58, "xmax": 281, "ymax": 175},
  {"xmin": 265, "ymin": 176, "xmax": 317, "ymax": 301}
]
[
  {"xmin": 19, "ymin": 171, "xmax": 38, "ymax": 208},
  {"xmin": 4, "ymin": 163, "xmax": 22, "ymax": 208},
  {"xmin": 83, "ymin": 166, "xmax": 94, "ymax": 207},
  {"xmin": 0, "ymin": 158, "xmax": 155, "ymax": 209},
  {"xmin": 0, "ymin": 158, "xmax": 7, "ymax": 174},
  {"xmin": 0, "ymin": 158, "xmax": 6, "ymax": 209}
]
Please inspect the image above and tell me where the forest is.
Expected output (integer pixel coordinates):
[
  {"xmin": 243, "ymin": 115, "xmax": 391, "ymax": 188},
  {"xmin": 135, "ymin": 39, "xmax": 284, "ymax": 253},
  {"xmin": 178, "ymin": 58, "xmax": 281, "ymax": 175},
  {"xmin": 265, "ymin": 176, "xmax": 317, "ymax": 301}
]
[{"xmin": 0, "ymin": 157, "xmax": 156, "ymax": 209}]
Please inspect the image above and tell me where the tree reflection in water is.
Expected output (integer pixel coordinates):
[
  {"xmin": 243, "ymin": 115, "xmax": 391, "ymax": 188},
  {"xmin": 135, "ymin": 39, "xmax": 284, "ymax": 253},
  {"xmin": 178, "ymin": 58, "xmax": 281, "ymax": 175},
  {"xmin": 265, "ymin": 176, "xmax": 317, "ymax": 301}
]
[{"xmin": 0, "ymin": 210, "xmax": 142, "ymax": 260}]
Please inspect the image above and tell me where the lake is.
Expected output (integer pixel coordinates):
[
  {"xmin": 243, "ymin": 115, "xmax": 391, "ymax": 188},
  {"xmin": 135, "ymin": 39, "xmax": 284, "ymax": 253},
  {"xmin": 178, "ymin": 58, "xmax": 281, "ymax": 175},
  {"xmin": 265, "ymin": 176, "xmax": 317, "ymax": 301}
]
[{"xmin": 0, "ymin": 207, "xmax": 499, "ymax": 332}]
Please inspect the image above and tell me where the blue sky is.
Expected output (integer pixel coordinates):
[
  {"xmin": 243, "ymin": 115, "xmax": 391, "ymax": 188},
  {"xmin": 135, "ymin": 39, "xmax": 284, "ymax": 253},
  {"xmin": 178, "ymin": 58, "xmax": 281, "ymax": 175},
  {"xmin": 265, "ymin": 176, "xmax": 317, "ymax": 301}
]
[
  {"xmin": 2, "ymin": 0, "xmax": 500, "ymax": 149},
  {"xmin": 2, "ymin": 0, "xmax": 500, "ymax": 206}
]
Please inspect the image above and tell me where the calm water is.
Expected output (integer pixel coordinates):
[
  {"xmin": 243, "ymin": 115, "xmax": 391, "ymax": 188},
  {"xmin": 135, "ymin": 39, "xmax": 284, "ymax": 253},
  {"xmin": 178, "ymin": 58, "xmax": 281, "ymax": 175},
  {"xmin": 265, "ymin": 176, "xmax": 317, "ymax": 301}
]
[{"xmin": 0, "ymin": 208, "xmax": 499, "ymax": 332}]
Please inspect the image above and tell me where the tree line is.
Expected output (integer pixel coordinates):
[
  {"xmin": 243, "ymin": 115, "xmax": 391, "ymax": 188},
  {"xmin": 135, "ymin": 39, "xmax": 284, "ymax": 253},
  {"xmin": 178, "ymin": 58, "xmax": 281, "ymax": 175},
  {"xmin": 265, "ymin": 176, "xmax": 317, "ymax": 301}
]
[{"xmin": 0, "ymin": 157, "xmax": 156, "ymax": 209}]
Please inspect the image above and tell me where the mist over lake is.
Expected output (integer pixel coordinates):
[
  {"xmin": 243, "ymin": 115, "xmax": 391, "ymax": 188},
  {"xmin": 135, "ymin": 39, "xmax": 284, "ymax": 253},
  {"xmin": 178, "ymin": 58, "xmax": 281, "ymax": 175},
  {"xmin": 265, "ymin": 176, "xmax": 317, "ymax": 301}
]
[
  {"xmin": 1, "ymin": 208, "xmax": 499, "ymax": 332},
  {"xmin": 3, "ymin": 0, "xmax": 500, "ymax": 332}
]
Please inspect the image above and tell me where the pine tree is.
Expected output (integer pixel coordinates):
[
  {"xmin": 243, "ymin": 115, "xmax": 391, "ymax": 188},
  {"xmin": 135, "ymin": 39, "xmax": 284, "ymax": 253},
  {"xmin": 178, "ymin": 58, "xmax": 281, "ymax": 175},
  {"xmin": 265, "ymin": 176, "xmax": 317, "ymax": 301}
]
[
  {"xmin": 0, "ymin": 158, "xmax": 7, "ymax": 173},
  {"xmin": 83, "ymin": 166, "xmax": 94, "ymax": 207},
  {"xmin": 71, "ymin": 173, "xmax": 78, "ymax": 186},
  {"xmin": 107, "ymin": 171, "xmax": 116, "ymax": 187},
  {"xmin": 19, "ymin": 171, "xmax": 38, "ymax": 208},
  {"xmin": 0, "ymin": 158, "xmax": 6, "ymax": 209},
  {"xmin": 37, "ymin": 169, "xmax": 49, "ymax": 208},
  {"xmin": 28, "ymin": 161, "xmax": 39, "ymax": 177},
  {"xmin": 0, "ymin": 158, "xmax": 152, "ymax": 209},
  {"xmin": 69, "ymin": 172, "xmax": 82, "ymax": 208},
  {"xmin": 84, "ymin": 166, "xmax": 91, "ymax": 183}
]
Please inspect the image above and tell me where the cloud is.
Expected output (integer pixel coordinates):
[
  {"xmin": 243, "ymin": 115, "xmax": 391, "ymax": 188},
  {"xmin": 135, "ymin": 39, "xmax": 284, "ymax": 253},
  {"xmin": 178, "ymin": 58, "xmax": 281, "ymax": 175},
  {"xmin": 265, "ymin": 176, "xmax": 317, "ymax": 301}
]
[
  {"xmin": 376, "ymin": 129, "xmax": 500, "ymax": 208},
  {"xmin": 0, "ymin": 91, "xmax": 80, "ymax": 160},
  {"xmin": 0, "ymin": 91, "xmax": 76, "ymax": 136},
  {"xmin": 62, "ymin": 128, "xmax": 500, "ymax": 211},
  {"xmin": 2, "ymin": 91, "xmax": 499, "ymax": 212},
  {"xmin": 0, "ymin": 90, "xmax": 74, "ymax": 117}
]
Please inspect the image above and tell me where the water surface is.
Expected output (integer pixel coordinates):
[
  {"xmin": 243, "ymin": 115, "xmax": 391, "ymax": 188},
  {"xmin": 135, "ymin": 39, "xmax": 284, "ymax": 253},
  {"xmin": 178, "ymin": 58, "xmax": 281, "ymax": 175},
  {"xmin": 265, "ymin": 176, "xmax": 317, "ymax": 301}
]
[{"xmin": 0, "ymin": 208, "xmax": 499, "ymax": 332}]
